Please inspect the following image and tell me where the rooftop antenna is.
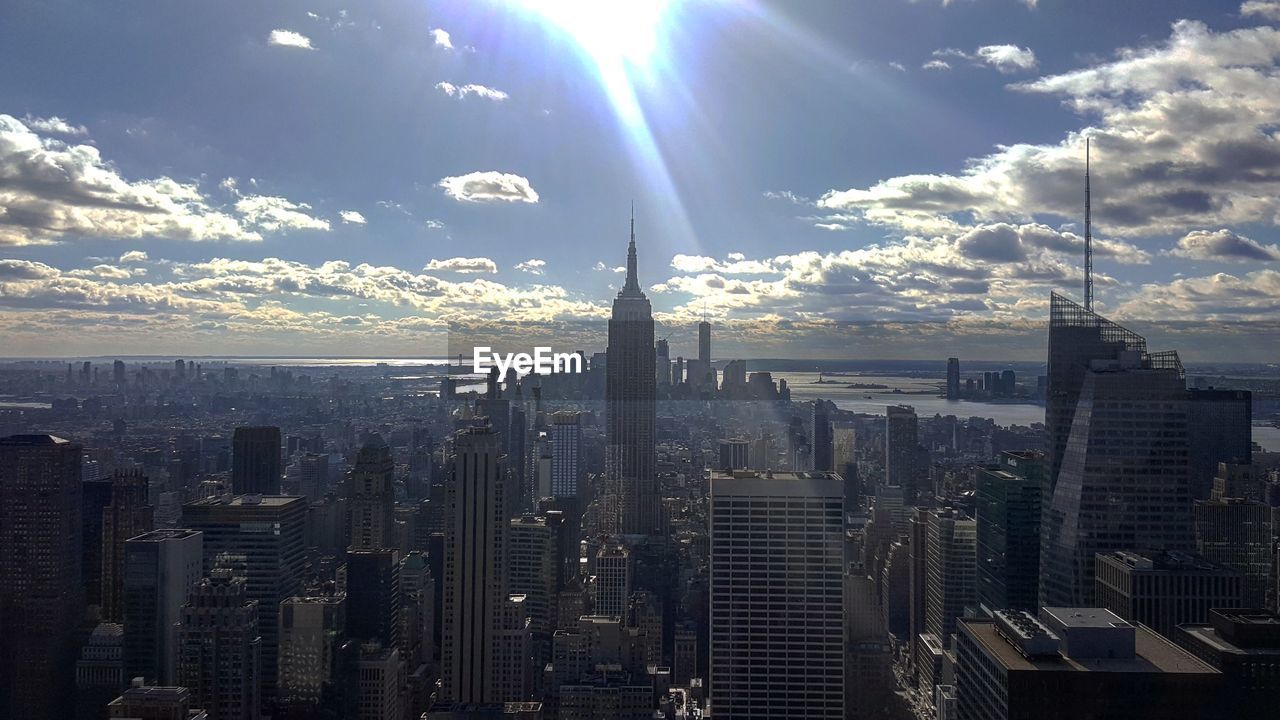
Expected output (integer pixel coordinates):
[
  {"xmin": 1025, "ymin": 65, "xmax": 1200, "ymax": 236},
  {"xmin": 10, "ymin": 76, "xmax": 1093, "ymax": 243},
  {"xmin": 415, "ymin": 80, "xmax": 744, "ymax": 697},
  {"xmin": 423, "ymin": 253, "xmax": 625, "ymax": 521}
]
[{"xmin": 1084, "ymin": 137, "xmax": 1093, "ymax": 312}]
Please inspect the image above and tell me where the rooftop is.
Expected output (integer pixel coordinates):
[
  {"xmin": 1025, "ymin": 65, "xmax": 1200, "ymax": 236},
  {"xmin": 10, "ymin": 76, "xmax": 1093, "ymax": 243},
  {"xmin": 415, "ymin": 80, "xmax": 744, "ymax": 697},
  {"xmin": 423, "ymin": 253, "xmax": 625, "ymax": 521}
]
[
  {"xmin": 0, "ymin": 433, "xmax": 72, "ymax": 445},
  {"xmin": 962, "ymin": 616, "xmax": 1216, "ymax": 675}
]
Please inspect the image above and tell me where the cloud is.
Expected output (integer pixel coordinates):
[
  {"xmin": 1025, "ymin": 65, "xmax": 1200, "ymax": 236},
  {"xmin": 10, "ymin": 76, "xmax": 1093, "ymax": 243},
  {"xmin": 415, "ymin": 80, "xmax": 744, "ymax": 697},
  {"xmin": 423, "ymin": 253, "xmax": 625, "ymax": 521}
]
[
  {"xmin": 234, "ymin": 195, "xmax": 330, "ymax": 232},
  {"xmin": 424, "ymin": 257, "xmax": 498, "ymax": 274},
  {"xmin": 594, "ymin": 261, "xmax": 625, "ymax": 273},
  {"xmin": 436, "ymin": 171, "xmax": 539, "ymax": 203},
  {"xmin": 267, "ymin": 29, "xmax": 315, "ymax": 50},
  {"xmin": 435, "ymin": 82, "xmax": 509, "ymax": 101},
  {"xmin": 922, "ymin": 59, "xmax": 951, "ymax": 71},
  {"xmin": 1168, "ymin": 229, "xmax": 1280, "ymax": 262},
  {"xmin": 119, "ymin": 250, "xmax": 148, "ymax": 263},
  {"xmin": 975, "ymin": 44, "xmax": 1037, "ymax": 73},
  {"xmin": 515, "ymin": 259, "xmax": 546, "ymax": 275},
  {"xmin": 424, "ymin": 219, "xmax": 445, "ymax": 229},
  {"xmin": 763, "ymin": 190, "xmax": 810, "ymax": 204},
  {"xmin": 339, "ymin": 210, "xmax": 367, "ymax": 224},
  {"xmin": 430, "ymin": 28, "xmax": 453, "ymax": 49},
  {"xmin": 1241, "ymin": 2, "xmax": 1280, "ymax": 21},
  {"xmin": 21, "ymin": 115, "xmax": 86, "ymax": 136},
  {"xmin": 888, "ymin": 62, "xmax": 907, "ymax": 72}
]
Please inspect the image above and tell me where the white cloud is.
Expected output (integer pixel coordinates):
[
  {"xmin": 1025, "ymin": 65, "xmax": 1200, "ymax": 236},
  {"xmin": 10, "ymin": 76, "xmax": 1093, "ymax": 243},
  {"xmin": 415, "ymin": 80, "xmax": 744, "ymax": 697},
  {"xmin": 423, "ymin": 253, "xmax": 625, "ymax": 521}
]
[
  {"xmin": 515, "ymin": 259, "xmax": 546, "ymax": 275},
  {"xmin": 339, "ymin": 210, "xmax": 367, "ymax": 224},
  {"xmin": 21, "ymin": 115, "xmax": 87, "ymax": 136},
  {"xmin": 594, "ymin": 261, "xmax": 625, "ymax": 273},
  {"xmin": 234, "ymin": 195, "xmax": 330, "ymax": 232},
  {"xmin": 430, "ymin": 28, "xmax": 453, "ymax": 49},
  {"xmin": 1242, "ymin": 1, "xmax": 1280, "ymax": 21},
  {"xmin": 424, "ymin": 219, "xmax": 445, "ymax": 229},
  {"xmin": 922, "ymin": 59, "xmax": 951, "ymax": 71},
  {"xmin": 424, "ymin": 257, "xmax": 498, "ymax": 274},
  {"xmin": 268, "ymin": 29, "xmax": 315, "ymax": 50},
  {"xmin": 119, "ymin": 250, "xmax": 148, "ymax": 263},
  {"xmin": 888, "ymin": 62, "xmax": 907, "ymax": 72},
  {"xmin": 975, "ymin": 44, "xmax": 1037, "ymax": 73},
  {"xmin": 1167, "ymin": 229, "xmax": 1280, "ymax": 262},
  {"xmin": 437, "ymin": 171, "xmax": 539, "ymax": 203},
  {"xmin": 434, "ymin": 82, "xmax": 509, "ymax": 101}
]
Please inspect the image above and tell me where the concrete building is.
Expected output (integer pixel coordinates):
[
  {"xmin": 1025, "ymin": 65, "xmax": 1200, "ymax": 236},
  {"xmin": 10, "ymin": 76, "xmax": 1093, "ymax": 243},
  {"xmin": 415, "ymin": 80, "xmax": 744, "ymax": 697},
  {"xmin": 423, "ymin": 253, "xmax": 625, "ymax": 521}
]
[
  {"xmin": 277, "ymin": 595, "xmax": 347, "ymax": 717},
  {"xmin": 1177, "ymin": 608, "xmax": 1280, "ymax": 719},
  {"xmin": 924, "ymin": 508, "xmax": 976, "ymax": 644},
  {"xmin": 123, "ymin": 529, "xmax": 204, "ymax": 685},
  {"xmin": 102, "ymin": 470, "xmax": 155, "ymax": 623},
  {"xmin": 593, "ymin": 545, "xmax": 632, "ymax": 619},
  {"xmin": 77, "ymin": 623, "xmax": 127, "ymax": 720},
  {"xmin": 347, "ymin": 440, "xmax": 396, "ymax": 551},
  {"xmin": 885, "ymin": 406, "xmax": 920, "ymax": 503},
  {"xmin": 177, "ymin": 562, "xmax": 261, "ymax": 720},
  {"xmin": 709, "ymin": 470, "xmax": 844, "ymax": 719},
  {"xmin": 1095, "ymin": 550, "xmax": 1243, "ymax": 640},
  {"xmin": 355, "ymin": 645, "xmax": 401, "ymax": 720},
  {"xmin": 107, "ymin": 684, "xmax": 208, "ymax": 720},
  {"xmin": 549, "ymin": 412, "xmax": 582, "ymax": 499}
]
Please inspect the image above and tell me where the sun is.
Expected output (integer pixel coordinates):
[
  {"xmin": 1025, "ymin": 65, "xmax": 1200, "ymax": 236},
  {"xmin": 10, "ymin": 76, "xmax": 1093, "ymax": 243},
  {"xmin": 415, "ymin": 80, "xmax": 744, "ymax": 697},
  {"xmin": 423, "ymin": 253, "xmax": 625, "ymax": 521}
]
[{"xmin": 519, "ymin": 0, "xmax": 671, "ymax": 70}]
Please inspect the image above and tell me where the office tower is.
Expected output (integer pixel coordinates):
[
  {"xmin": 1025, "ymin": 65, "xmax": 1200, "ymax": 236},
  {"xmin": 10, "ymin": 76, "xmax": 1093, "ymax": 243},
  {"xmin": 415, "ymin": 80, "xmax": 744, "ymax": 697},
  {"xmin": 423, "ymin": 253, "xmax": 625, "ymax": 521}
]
[
  {"xmin": 885, "ymin": 405, "xmax": 920, "ymax": 503},
  {"xmin": 698, "ymin": 318, "xmax": 711, "ymax": 365},
  {"xmin": 1195, "ymin": 496, "xmax": 1272, "ymax": 608},
  {"xmin": 655, "ymin": 338, "xmax": 671, "ymax": 386},
  {"xmin": 355, "ymin": 645, "xmax": 401, "ymax": 720},
  {"xmin": 107, "ymin": 685, "xmax": 208, "ymax": 720},
  {"xmin": 442, "ymin": 426, "xmax": 508, "ymax": 703},
  {"xmin": 975, "ymin": 451, "xmax": 1043, "ymax": 613},
  {"xmin": 177, "ymin": 560, "xmax": 261, "ymax": 720},
  {"xmin": 113, "ymin": 359, "xmax": 126, "ymax": 385},
  {"xmin": 277, "ymin": 595, "xmax": 346, "ymax": 718},
  {"xmin": 84, "ymin": 474, "xmax": 116, "ymax": 612},
  {"xmin": 907, "ymin": 509, "xmax": 929, "ymax": 680},
  {"xmin": 673, "ymin": 356, "xmax": 684, "ymax": 385},
  {"xmin": 103, "ymin": 470, "xmax": 156, "ymax": 622},
  {"xmin": 232, "ymin": 426, "xmax": 282, "ymax": 495},
  {"xmin": 606, "ymin": 217, "xmax": 658, "ymax": 536},
  {"xmin": 398, "ymin": 551, "xmax": 436, "ymax": 672},
  {"xmin": 77, "ymin": 623, "xmax": 127, "ymax": 720},
  {"xmin": 346, "ymin": 549, "xmax": 401, "ymax": 648},
  {"xmin": 1187, "ymin": 388, "xmax": 1252, "ymax": 500},
  {"xmin": 1041, "ymin": 293, "xmax": 1194, "ymax": 608},
  {"xmin": 123, "ymin": 529, "xmax": 204, "ymax": 685},
  {"xmin": 954, "ymin": 608, "xmax": 1220, "ymax": 720},
  {"xmin": 509, "ymin": 515, "xmax": 556, "ymax": 643},
  {"xmin": 593, "ymin": 544, "xmax": 632, "ymax": 618},
  {"xmin": 946, "ymin": 358, "xmax": 960, "ymax": 400},
  {"xmin": 296, "ymin": 453, "xmax": 329, "ymax": 503},
  {"xmin": 0, "ymin": 434, "xmax": 84, "ymax": 720},
  {"xmin": 1177, "ymin": 608, "xmax": 1280, "ymax": 719},
  {"xmin": 182, "ymin": 495, "xmax": 306, "ymax": 708},
  {"xmin": 493, "ymin": 595, "xmax": 534, "ymax": 702},
  {"xmin": 924, "ymin": 508, "xmax": 976, "ymax": 643},
  {"xmin": 347, "ymin": 440, "xmax": 396, "ymax": 551},
  {"xmin": 812, "ymin": 402, "xmax": 834, "ymax": 472},
  {"xmin": 550, "ymin": 411, "xmax": 581, "ymax": 499},
  {"xmin": 717, "ymin": 438, "xmax": 749, "ymax": 470},
  {"xmin": 1094, "ymin": 550, "xmax": 1242, "ymax": 640},
  {"xmin": 709, "ymin": 470, "xmax": 844, "ymax": 719}
]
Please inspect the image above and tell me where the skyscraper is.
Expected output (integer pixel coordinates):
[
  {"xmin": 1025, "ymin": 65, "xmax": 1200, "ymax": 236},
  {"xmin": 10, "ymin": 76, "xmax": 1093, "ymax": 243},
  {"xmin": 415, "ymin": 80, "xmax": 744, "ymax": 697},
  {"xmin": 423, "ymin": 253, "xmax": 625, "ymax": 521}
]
[
  {"xmin": 709, "ymin": 470, "xmax": 844, "ymax": 719},
  {"xmin": 123, "ymin": 529, "xmax": 204, "ymax": 685},
  {"xmin": 885, "ymin": 405, "xmax": 919, "ymax": 502},
  {"xmin": 277, "ymin": 595, "xmax": 349, "ymax": 720},
  {"xmin": 975, "ymin": 451, "xmax": 1043, "ymax": 613},
  {"xmin": 924, "ymin": 508, "xmax": 976, "ymax": 643},
  {"xmin": 655, "ymin": 338, "xmax": 671, "ymax": 386},
  {"xmin": 0, "ymin": 434, "xmax": 84, "ymax": 720},
  {"xmin": 549, "ymin": 411, "xmax": 581, "ymax": 500},
  {"xmin": 103, "ymin": 470, "xmax": 155, "ymax": 622},
  {"xmin": 698, "ymin": 318, "xmax": 711, "ymax": 365},
  {"xmin": 946, "ymin": 358, "xmax": 960, "ymax": 400},
  {"xmin": 232, "ymin": 426, "xmax": 282, "ymax": 495},
  {"xmin": 1186, "ymin": 388, "xmax": 1252, "ymax": 501},
  {"xmin": 593, "ymin": 544, "xmax": 632, "ymax": 619},
  {"xmin": 606, "ymin": 216, "xmax": 658, "ymax": 536},
  {"xmin": 1040, "ymin": 293, "xmax": 1194, "ymax": 607},
  {"xmin": 177, "ymin": 561, "xmax": 261, "ymax": 720},
  {"xmin": 345, "ymin": 549, "xmax": 401, "ymax": 648},
  {"xmin": 812, "ymin": 401, "xmax": 833, "ymax": 472},
  {"xmin": 347, "ymin": 439, "xmax": 396, "ymax": 551},
  {"xmin": 442, "ymin": 425, "xmax": 508, "ymax": 703}
]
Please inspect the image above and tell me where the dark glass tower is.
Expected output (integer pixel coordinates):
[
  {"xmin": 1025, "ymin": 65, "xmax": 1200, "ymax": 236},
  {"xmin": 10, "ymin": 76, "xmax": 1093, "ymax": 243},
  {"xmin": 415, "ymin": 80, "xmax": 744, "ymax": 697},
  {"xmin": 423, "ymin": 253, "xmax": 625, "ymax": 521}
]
[
  {"xmin": 232, "ymin": 426, "xmax": 282, "ymax": 495},
  {"xmin": 606, "ymin": 216, "xmax": 658, "ymax": 536}
]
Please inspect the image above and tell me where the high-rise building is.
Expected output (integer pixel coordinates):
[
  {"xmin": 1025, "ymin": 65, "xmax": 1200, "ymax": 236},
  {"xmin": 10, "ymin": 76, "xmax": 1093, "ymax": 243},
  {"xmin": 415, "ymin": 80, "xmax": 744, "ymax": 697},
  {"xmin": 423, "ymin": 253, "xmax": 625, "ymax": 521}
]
[
  {"xmin": 812, "ymin": 402, "xmax": 834, "ymax": 472},
  {"xmin": 232, "ymin": 427, "xmax": 282, "ymax": 495},
  {"xmin": 1094, "ymin": 550, "xmax": 1243, "ymax": 640},
  {"xmin": 698, "ymin": 319, "xmax": 711, "ymax": 365},
  {"xmin": 76, "ymin": 623, "xmax": 127, "ymax": 720},
  {"xmin": 182, "ymin": 495, "xmax": 306, "ymax": 708},
  {"xmin": 549, "ymin": 411, "xmax": 581, "ymax": 500},
  {"xmin": 508, "ymin": 515, "xmax": 556, "ymax": 644},
  {"xmin": 924, "ymin": 508, "xmax": 976, "ymax": 643},
  {"xmin": 606, "ymin": 217, "xmax": 659, "ymax": 536},
  {"xmin": 975, "ymin": 451, "xmax": 1043, "ymax": 613},
  {"xmin": 955, "ymin": 608, "xmax": 1220, "ymax": 720},
  {"xmin": 0, "ymin": 434, "xmax": 84, "ymax": 720},
  {"xmin": 1194, "ymin": 496, "xmax": 1272, "ymax": 608},
  {"xmin": 1041, "ymin": 292, "xmax": 1194, "ymax": 608},
  {"xmin": 347, "ymin": 440, "xmax": 396, "ymax": 551},
  {"xmin": 885, "ymin": 405, "xmax": 920, "ymax": 503},
  {"xmin": 1187, "ymin": 388, "xmax": 1252, "ymax": 501},
  {"xmin": 295, "ymin": 452, "xmax": 329, "ymax": 504},
  {"xmin": 107, "ymin": 684, "xmax": 208, "ymax": 720},
  {"xmin": 277, "ymin": 595, "xmax": 347, "ymax": 718},
  {"xmin": 1177, "ymin": 608, "xmax": 1280, "ymax": 719},
  {"xmin": 177, "ymin": 561, "xmax": 261, "ymax": 720},
  {"xmin": 355, "ymin": 645, "xmax": 402, "ymax": 720},
  {"xmin": 103, "ymin": 470, "xmax": 155, "ymax": 622},
  {"xmin": 593, "ymin": 545, "xmax": 632, "ymax": 619},
  {"xmin": 717, "ymin": 438, "xmax": 749, "ymax": 471},
  {"xmin": 346, "ymin": 549, "xmax": 401, "ymax": 648},
  {"xmin": 123, "ymin": 529, "xmax": 204, "ymax": 685},
  {"xmin": 709, "ymin": 470, "xmax": 844, "ymax": 719},
  {"xmin": 946, "ymin": 358, "xmax": 960, "ymax": 400},
  {"xmin": 655, "ymin": 338, "xmax": 671, "ymax": 386},
  {"xmin": 442, "ymin": 426, "xmax": 508, "ymax": 703},
  {"xmin": 112, "ymin": 359, "xmax": 126, "ymax": 386},
  {"xmin": 84, "ymin": 474, "xmax": 116, "ymax": 613}
]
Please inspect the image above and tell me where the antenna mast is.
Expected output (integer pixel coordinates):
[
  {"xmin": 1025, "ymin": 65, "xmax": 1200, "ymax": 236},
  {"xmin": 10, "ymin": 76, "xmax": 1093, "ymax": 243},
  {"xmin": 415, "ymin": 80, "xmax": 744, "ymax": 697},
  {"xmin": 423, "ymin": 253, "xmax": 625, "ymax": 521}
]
[{"xmin": 1084, "ymin": 137, "xmax": 1093, "ymax": 311}]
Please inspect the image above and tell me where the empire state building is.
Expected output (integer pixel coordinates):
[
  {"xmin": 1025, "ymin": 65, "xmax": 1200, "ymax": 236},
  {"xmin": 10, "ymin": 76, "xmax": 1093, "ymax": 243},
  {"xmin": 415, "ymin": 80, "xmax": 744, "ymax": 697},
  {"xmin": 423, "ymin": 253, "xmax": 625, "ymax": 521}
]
[{"xmin": 607, "ymin": 216, "xmax": 659, "ymax": 536}]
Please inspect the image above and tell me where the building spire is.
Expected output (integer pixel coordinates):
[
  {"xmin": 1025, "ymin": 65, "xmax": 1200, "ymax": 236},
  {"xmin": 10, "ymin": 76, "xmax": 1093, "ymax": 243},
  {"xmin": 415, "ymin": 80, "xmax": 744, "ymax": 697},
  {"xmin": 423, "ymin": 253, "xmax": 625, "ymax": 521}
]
[
  {"xmin": 1085, "ymin": 137, "xmax": 1093, "ymax": 312},
  {"xmin": 622, "ymin": 203, "xmax": 641, "ymax": 296}
]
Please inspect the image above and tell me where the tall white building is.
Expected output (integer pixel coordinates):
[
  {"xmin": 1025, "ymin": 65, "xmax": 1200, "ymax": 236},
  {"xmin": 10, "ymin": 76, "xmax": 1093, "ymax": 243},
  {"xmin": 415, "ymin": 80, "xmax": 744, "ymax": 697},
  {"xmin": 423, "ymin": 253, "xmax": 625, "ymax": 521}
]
[
  {"xmin": 709, "ymin": 470, "xmax": 845, "ymax": 719},
  {"xmin": 925, "ymin": 508, "xmax": 976, "ymax": 644}
]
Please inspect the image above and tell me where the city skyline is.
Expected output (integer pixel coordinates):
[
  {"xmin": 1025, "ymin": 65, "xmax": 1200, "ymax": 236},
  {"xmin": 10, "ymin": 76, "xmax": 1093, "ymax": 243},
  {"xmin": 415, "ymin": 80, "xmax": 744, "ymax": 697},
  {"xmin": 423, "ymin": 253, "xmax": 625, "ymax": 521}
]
[{"xmin": 1, "ymin": 1, "xmax": 1280, "ymax": 360}]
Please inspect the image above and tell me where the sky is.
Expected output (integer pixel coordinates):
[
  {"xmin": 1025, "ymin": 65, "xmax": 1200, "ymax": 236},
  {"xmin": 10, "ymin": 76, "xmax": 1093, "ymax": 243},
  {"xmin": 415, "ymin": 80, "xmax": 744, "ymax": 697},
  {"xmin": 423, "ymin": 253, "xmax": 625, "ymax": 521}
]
[{"xmin": 2, "ymin": 0, "xmax": 1280, "ymax": 361}]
